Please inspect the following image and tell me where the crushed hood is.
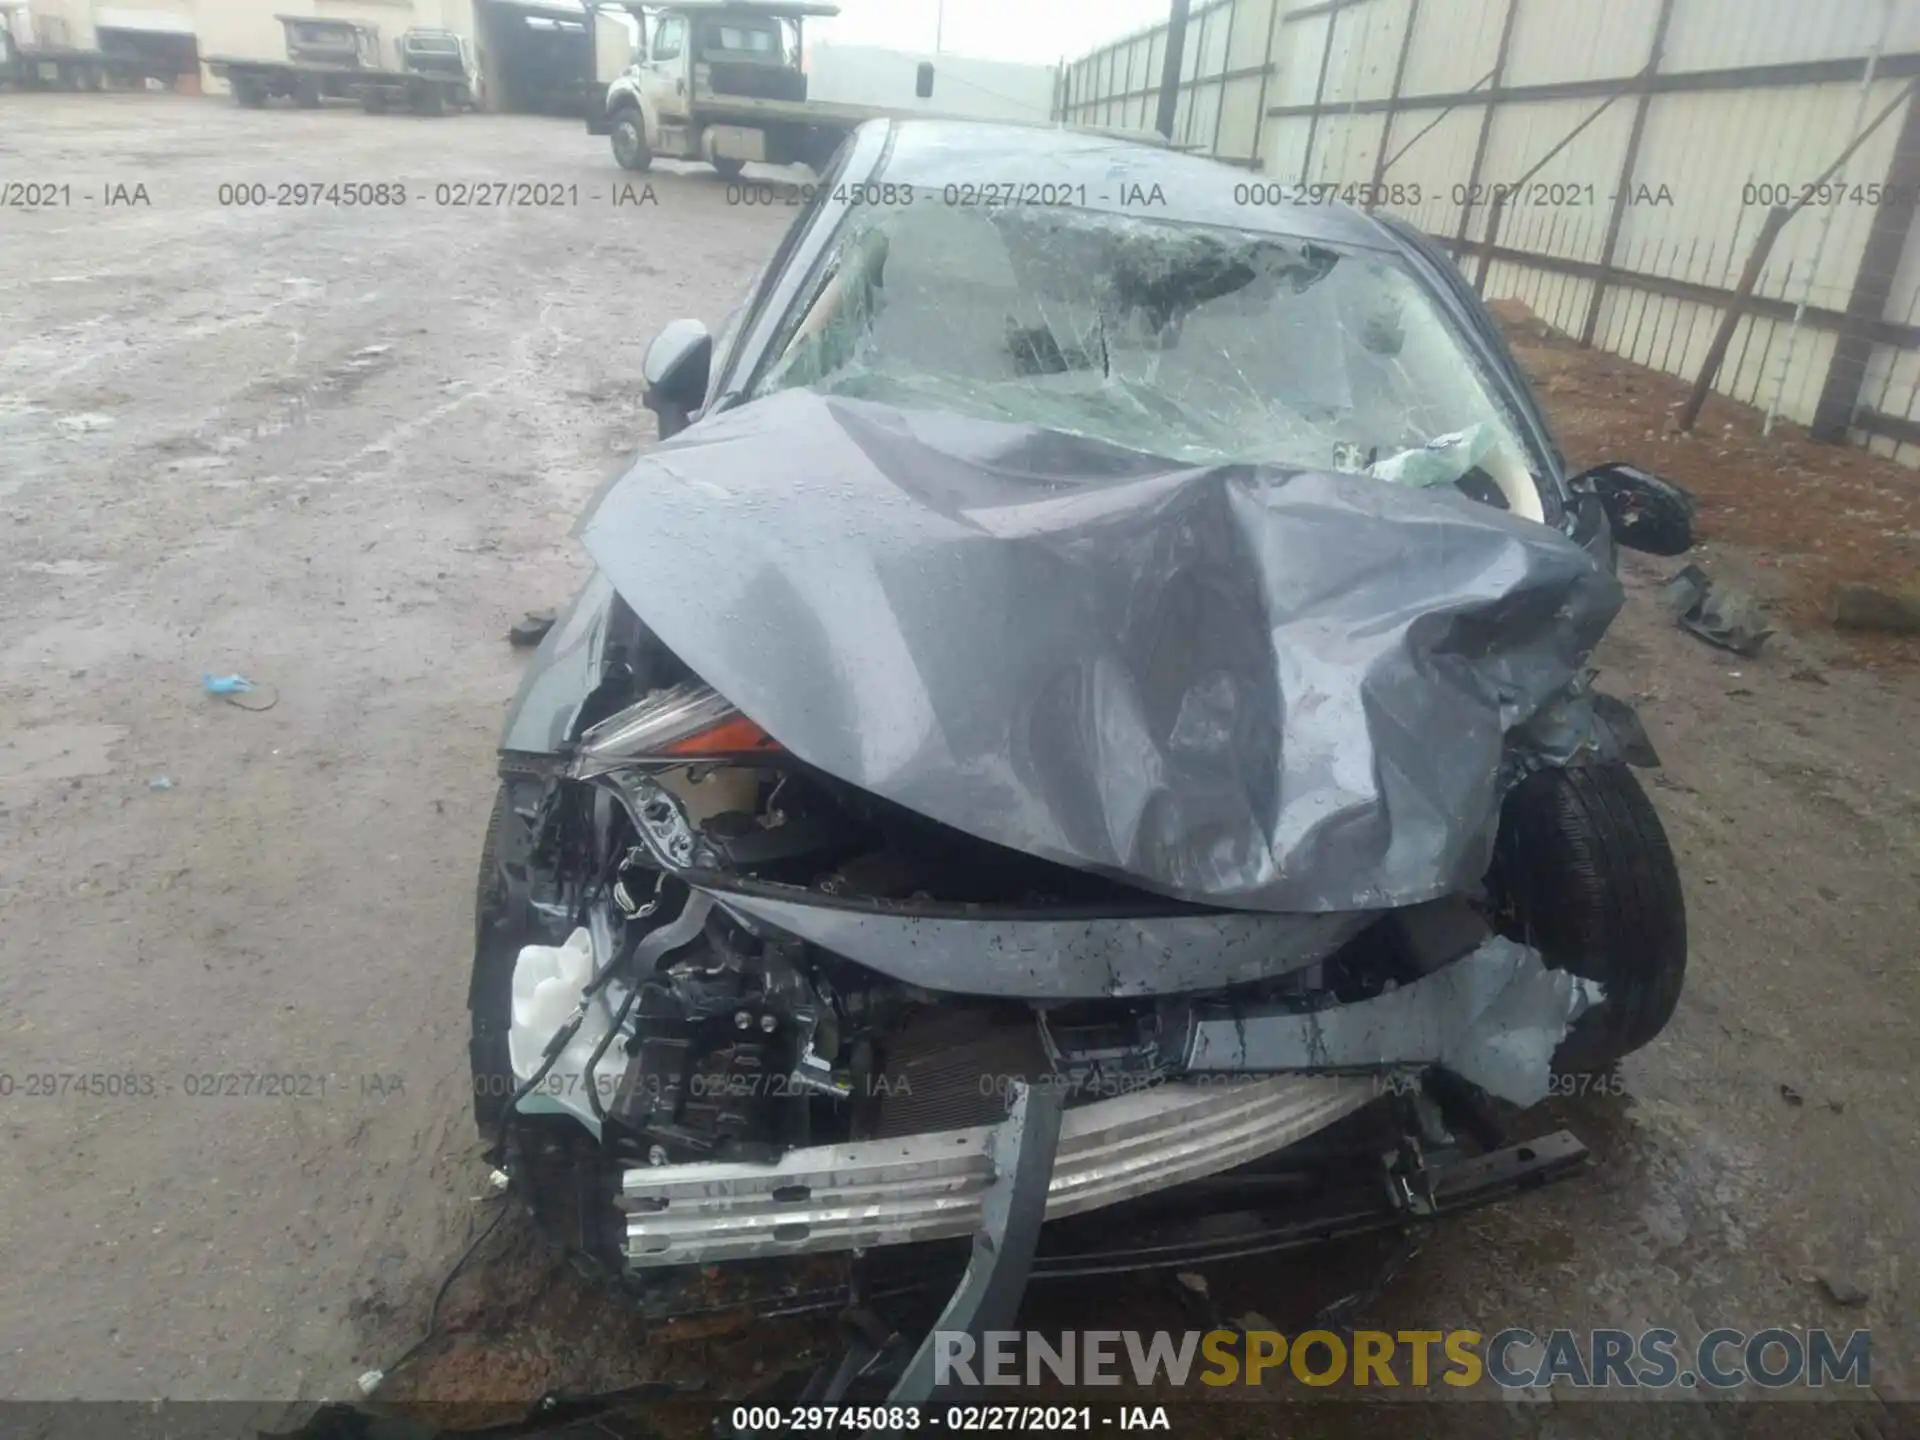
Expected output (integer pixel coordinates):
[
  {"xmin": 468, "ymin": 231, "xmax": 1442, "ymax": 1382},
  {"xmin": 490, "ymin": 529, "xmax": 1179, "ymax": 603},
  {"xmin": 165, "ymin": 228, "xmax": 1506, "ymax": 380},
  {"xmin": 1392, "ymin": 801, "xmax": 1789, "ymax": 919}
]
[{"xmin": 579, "ymin": 391, "xmax": 1622, "ymax": 913}]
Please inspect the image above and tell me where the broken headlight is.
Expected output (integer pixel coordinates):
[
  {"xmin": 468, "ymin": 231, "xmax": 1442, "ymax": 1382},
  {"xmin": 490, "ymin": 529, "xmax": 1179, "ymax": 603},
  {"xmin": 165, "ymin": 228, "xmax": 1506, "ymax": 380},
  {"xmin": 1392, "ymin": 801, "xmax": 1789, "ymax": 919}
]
[{"xmin": 574, "ymin": 681, "xmax": 783, "ymax": 776}]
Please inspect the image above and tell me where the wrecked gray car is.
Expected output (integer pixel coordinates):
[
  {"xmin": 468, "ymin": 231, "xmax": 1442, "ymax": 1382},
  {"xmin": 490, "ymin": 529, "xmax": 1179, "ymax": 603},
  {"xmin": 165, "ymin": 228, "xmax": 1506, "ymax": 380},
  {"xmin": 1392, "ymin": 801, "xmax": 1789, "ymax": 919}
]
[{"xmin": 471, "ymin": 120, "xmax": 1687, "ymax": 1360}]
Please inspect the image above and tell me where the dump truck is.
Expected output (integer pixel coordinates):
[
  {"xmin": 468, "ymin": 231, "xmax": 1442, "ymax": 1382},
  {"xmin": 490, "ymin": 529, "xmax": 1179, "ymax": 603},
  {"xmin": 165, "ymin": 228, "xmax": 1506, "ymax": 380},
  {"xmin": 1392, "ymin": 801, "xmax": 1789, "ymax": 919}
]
[
  {"xmin": 585, "ymin": 0, "xmax": 938, "ymax": 176},
  {"xmin": 206, "ymin": 16, "xmax": 473, "ymax": 115}
]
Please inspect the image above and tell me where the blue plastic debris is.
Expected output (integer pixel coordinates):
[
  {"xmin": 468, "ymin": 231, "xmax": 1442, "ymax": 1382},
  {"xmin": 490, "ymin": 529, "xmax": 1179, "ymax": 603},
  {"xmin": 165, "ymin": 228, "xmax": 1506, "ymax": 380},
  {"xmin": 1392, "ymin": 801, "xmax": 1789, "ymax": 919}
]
[
  {"xmin": 148, "ymin": 775, "xmax": 175, "ymax": 791},
  {"xmin": 204, "ymin": 671, "xmax": 279, "ymax": 712}
]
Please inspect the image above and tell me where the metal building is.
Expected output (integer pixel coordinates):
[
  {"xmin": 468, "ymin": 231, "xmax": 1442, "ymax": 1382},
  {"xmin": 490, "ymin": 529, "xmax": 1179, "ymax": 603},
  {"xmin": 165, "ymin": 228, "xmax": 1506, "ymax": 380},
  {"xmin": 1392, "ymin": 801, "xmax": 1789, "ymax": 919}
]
[{"xmin": 1060, "ymin": 0, "xmax": 1920, "ymax": 466}]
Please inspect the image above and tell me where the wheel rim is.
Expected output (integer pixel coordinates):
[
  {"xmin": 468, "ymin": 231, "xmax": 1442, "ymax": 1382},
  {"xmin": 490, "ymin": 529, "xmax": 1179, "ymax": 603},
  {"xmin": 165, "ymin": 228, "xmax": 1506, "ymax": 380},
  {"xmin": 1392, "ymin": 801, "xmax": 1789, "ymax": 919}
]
[{"xmin": 614, "ymin": 118, "xmax": 641, "ymax": 165}]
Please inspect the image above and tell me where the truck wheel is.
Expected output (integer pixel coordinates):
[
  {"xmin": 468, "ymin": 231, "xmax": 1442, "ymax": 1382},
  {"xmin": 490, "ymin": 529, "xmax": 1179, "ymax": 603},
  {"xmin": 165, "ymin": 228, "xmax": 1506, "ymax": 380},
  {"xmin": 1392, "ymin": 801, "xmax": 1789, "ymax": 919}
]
[
  {"xmin": 1489, "ymin": 761, "xmax": 1688, "ymax": 1073},
  {"xmin": 410, "ymin": 82, "xmax": 443, "ymax": 116},
  {"xmin": 294, "ymin": 76, "xmax": 321, "ymax": 108},
  {"xmin": 361, "ymin": 86, "xmax": 386, "ymax": 113},
  {"xmin": 611, "ymin": 111, "xmax": 651, "ymax": 171},
  {"xmin": 234, "ymin": 77, "xmax": 265, "ymax": 107},
  {"xmin": 711, "ymin": 158, "xmax": 745, "ymax": 181}
]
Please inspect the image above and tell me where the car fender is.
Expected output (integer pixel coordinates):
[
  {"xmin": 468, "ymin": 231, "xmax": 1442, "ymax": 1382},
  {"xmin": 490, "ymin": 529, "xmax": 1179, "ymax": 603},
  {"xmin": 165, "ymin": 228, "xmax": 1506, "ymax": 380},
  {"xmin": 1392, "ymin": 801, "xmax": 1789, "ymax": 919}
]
[
  {"xmin": 603, "ymin": 79, "xmax": 660, "ymax": 148},
  {"xmin": 499, "ymin": 571, "xmax": 617, "ymax": 757}
]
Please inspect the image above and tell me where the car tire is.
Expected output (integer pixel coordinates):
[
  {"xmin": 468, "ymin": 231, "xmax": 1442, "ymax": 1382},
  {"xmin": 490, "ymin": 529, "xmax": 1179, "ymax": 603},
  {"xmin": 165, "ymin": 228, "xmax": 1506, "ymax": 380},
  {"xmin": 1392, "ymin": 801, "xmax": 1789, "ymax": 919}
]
[
  {"xmin": 711, "ymin": 157, "xmax": 745, "ymax": 181},
  {"xmin": 611, "ymin": 111, "xmax": 651, "ymax": 171},
  {"xmin": 1489, "ymin": 761, "xmax": 1688, "ymax": 1073}
]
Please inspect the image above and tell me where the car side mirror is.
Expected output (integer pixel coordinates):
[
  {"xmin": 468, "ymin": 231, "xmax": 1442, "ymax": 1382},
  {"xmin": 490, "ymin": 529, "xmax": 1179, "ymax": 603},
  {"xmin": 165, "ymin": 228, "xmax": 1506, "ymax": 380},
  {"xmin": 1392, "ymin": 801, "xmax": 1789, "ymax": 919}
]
[
  {"xmin": 1571, "ymin": 462, "xmax": 1695, "ymax": 556},
  {"xmin": 915, "ymin": 61, "xmax": 934, "ymax": 99},
  {"xmin": 642, "ymin": 319, "xmax": 711, "ymax": 439}
]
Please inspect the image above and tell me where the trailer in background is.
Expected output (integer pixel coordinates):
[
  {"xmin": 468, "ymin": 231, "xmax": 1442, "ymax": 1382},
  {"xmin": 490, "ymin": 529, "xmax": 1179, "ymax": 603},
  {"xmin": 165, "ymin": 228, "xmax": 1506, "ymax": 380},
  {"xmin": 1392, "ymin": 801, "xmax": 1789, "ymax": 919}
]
[
  {"xmin": 0, "ymin": 2, "xmax": 182, "ymax": 90},
  {"xmin": 205, "ymin": 16, "xmax": 474, "ymax": 115}
]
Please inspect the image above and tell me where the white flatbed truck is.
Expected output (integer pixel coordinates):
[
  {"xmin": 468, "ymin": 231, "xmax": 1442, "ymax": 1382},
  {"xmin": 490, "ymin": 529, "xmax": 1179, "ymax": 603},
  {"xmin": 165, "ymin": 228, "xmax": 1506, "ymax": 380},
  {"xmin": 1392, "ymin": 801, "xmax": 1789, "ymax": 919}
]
[{"xmin": 584, "ymin": 0, "xmax": 939, "ymax": 175}]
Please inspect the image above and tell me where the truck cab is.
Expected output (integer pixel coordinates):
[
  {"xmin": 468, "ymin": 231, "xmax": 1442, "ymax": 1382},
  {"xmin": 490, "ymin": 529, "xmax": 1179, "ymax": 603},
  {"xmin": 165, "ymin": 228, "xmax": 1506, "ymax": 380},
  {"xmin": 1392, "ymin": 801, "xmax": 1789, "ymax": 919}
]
[
  {"xmin": 397, "ymin": 28, "xmax": 472, "ymax": 82},
  {"xmin": 682, "ymin": 8, "xmax": 806, "ymax": 102},
  {"xmin": 280, "ymin": 16, "xmax": 380, "ymax": 70},
  {"xmin": 590, "ymin": 0, "xmax": 851, "ymax": 177}
]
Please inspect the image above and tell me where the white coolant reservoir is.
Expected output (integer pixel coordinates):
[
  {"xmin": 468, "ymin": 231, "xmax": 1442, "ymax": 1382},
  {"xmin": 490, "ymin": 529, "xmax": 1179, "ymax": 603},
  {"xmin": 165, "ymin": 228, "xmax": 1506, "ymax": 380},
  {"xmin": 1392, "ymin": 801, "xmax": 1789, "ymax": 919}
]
[
  {"xmin": 507, "ymin": 927, "xmax": 631, "ymax": 1133},
  {"xmin": 508, "ymin": 928, "xmax": 597, "ymax": 1088}
]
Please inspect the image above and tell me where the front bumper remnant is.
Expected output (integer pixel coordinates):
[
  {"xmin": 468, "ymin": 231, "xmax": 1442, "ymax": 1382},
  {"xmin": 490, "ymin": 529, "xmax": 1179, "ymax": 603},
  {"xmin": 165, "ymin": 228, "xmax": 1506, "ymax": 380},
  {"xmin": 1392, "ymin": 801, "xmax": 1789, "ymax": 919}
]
[
  {"xmin": 621, "ymin": 1074, "xmax": 1375, "ymax": 1268},
  {"xmin": 1173, "ymin": 935, "xmax": 1603, "ymax": 1106}
]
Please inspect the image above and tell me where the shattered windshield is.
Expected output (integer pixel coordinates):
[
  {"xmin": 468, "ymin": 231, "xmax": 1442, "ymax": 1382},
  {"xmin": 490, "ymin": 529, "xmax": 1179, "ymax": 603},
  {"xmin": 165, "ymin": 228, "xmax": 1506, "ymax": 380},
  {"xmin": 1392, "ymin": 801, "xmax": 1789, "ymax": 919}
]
[{"xmin": 753, "ymin": 201, "xmax": 1545, "ymax": 516}]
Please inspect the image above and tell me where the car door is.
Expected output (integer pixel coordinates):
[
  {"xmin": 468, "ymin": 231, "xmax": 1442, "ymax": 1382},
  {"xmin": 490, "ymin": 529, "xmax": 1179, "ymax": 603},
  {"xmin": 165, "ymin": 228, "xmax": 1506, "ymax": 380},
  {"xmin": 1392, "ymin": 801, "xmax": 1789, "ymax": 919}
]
[{"xmin": 638, "ymin": 13, "xmax": 687, "ymax": 126}]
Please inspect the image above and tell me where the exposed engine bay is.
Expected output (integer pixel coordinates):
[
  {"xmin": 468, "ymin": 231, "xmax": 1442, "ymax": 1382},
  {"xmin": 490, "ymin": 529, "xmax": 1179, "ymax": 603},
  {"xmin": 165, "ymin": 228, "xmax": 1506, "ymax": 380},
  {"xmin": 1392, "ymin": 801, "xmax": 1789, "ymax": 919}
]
[
  {"xmin": 476, "ymin": 582, "xmax": 1650, "ymax": 1301},
  {"xmin": 474, "ymin": 372, "xmax": 1684, "ymax": 1344},
  {"xmin": 495, "ymin": 711, "xmax": 1597, "ymax": 1161}
]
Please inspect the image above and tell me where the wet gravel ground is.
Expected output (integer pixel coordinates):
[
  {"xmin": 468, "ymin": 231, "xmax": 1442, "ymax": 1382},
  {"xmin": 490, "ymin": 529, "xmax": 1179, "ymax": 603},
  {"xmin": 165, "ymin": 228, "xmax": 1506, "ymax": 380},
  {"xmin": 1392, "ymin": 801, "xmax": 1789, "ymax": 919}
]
[{"xmin": 3, "ymin": 93, "xmax": 1919, "ymax": 1435}]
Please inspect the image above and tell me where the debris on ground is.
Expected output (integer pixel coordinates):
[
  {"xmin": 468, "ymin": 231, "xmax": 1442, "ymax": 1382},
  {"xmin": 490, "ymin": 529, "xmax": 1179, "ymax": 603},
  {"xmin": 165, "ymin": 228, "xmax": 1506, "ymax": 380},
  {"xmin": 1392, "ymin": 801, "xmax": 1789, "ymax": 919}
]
[
  {"xmin": 1832, "ymin": 583, "xmax": 1920, "ymax": 636},
  {"xmin": 1815, "ymin": 1271, "xmax": 1871, "ymax": 1308},
  {"xmin": 1661, "ymin": 564, "xmax": 1776, "ymax": 656},
  {"xmin": 1492, "ymin": 304, "xmax": 1920, "ymax": 665},
  {"xmin": 204, "ymin": 672, "xmax": 280, "ymax": 711},
  {"xmin": 509, "ymin": 611, "xmax": 557, "ymax": 648},
  {"xmin": 147, "ymin": 775, "xmax": 175, "ymax": 792},
  {"xmin": 1779, "ymin": 1084, "xmax": 1804, "ymax": 1106},
  {"xmin": 1169, "ymin": 1270, "xmax": 1223, "ymax": 1329}
]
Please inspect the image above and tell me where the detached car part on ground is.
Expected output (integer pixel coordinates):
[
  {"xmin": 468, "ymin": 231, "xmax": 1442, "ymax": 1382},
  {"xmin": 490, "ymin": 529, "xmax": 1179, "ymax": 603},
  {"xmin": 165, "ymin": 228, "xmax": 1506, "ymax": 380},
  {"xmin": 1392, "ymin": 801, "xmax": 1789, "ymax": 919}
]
[{"xmin": 470, "ymin": 121, "xmax": 1691, "ymax": 1381}]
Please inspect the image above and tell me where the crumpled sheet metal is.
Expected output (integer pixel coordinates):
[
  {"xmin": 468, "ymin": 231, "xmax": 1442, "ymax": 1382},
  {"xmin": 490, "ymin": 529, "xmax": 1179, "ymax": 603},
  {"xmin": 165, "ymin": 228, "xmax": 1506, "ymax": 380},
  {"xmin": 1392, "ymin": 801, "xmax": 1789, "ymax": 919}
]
[
  {"xmin": 1173, "ymin": 935, "xmax": 1603, "ymax": 1106},
  {"xmin": 701, "ymin": 883, "xmax": 1375, "ymax": 998},
  {"xmin": 580, "ymin": 391, "xmax": 1623, "ymax": 913},
  {"xmin": 1661, "ymin": 563, "xmax": 1774, "ymax": 657}
]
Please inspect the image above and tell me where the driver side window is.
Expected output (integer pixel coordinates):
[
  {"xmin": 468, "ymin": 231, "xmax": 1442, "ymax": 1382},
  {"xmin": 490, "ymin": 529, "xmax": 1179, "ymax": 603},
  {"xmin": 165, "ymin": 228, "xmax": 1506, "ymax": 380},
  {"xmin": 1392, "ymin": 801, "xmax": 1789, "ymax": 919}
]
[{"xmin": 652, "ymin": 17, "xmax": 683, "ymax": 61}]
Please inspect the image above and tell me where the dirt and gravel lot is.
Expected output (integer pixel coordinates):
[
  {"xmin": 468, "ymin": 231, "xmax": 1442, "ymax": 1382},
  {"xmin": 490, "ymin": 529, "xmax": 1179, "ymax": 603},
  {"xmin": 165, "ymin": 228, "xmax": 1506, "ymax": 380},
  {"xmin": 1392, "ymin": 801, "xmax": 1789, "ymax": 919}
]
[{"xmin": 3, "ymin": 93, "xmax": 1919, "ymax": 1433}]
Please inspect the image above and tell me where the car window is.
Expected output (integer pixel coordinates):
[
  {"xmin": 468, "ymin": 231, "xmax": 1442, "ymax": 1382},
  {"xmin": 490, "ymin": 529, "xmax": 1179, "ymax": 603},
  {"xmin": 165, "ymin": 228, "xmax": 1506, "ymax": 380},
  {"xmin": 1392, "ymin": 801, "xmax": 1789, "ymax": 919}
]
[
  {"xmin": 709, "ymin": 140, "xmax": 858, "ymax": 404},
  {"xmin": 652, "ymin": 17, "xmax": 683, "ymax": 61},
  {"xmin": 703, "ymin": 22, "xmax": 781, "ymax": 57},
  {"xmin": 290, "ymin": 21, "xmax": 349, "ymax": 46},
  {"xmin": 752, "ymin": 201, "xmax": 1546, "ymax": 517}
]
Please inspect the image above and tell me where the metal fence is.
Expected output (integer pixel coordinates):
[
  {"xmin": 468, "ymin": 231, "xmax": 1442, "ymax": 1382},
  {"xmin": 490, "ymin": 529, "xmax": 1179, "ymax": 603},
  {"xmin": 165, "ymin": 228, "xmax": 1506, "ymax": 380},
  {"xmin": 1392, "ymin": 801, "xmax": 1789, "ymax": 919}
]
[{"xmin": 1058, "ymin": 0, "xmax": 1920, "ymax": 465}]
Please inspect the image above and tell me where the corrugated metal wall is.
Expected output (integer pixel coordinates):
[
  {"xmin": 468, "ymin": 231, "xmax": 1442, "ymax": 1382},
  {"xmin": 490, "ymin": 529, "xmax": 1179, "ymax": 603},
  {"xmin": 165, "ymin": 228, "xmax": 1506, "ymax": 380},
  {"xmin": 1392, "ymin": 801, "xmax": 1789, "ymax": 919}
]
[{"xmin": 1059, "ymin": 0, "xmax": 1920, "ymax": 466}]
